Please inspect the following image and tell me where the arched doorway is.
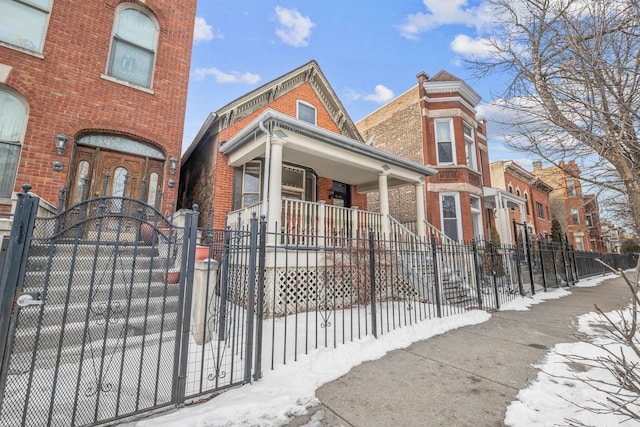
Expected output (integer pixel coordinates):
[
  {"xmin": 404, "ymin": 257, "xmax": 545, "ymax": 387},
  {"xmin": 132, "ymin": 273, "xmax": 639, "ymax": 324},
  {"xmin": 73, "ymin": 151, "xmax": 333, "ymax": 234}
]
[{"xmin": 69, "ymin": 134, "xmax": 165, "ymax": 209}]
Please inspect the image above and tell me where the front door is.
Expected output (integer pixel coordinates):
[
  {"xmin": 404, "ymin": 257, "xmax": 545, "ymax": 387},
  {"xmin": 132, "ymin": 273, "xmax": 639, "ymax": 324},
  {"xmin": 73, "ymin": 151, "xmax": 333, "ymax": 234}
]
[
  {"xmin": 331, "ymin": 181, "xmax": 350, "ymax": 208},
  {"xmin": 69, "ymin": 145, "xmax": 164, "ymax": 208}
]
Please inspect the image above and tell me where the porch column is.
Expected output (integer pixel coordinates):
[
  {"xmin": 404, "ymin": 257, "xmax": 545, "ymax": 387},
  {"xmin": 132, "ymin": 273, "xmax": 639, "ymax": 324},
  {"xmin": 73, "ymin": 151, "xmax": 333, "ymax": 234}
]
[
  {"xmin": 267, "ymin": 139, "xmax": 285, "ymax": 244},
  {"xmin": 415, "ymin": 181, "xmax": 426, "ymax": 239},
  {"xmin": 378, "ymin": 172, "xmax": 390, "ymax": 237}
]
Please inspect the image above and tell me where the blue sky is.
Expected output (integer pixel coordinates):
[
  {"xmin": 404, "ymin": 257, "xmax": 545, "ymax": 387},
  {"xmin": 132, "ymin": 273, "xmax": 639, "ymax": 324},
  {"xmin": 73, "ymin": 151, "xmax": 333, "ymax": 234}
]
[{"xmin": 184, "ymin": 0, "xmax": 524, "ymax": 165}]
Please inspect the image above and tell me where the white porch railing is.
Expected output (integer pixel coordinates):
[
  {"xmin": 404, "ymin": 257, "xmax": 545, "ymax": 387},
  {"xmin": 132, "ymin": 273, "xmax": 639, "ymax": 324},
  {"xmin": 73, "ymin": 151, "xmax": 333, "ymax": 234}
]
[
  {"xmin": 281, "ymin": 198, "xmax": 384, "ymax": 246},
  {"xmin": 227, "ymin": 202, "xmax": 263, "ymax": 230}
]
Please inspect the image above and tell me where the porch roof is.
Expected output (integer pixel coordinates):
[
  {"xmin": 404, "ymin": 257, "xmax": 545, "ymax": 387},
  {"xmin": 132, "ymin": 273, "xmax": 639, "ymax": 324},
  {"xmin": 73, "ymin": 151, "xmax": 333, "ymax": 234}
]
[
  {"xmin": 220, "ymin": 109, "xmax": 437, "ymax": 193},
  {"xmin": 483, "ymin": 186, "xmax": 526, "ymax": 209}
]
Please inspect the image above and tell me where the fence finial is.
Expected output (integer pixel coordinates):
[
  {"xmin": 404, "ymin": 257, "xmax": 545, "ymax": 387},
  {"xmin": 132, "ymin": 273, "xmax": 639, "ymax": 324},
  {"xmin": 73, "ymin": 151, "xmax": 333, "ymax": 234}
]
[{"xmin": 22, "ymin": 183, "xmax": 32, "ymax": 193}]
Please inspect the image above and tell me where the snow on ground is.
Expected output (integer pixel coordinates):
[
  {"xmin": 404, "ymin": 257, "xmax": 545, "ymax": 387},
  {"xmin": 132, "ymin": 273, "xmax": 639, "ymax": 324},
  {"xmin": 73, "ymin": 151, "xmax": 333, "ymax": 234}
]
[
  {"xmin": 131, "ymin": 310, "xmax": 490, "ymax": 427},
  {"xmin": 127, "ymin": 271, "xmax": 632, "ymax": 427},
  {"xmin": 505, "ymin": 271, "xmax": 640, "ymax": 426}
]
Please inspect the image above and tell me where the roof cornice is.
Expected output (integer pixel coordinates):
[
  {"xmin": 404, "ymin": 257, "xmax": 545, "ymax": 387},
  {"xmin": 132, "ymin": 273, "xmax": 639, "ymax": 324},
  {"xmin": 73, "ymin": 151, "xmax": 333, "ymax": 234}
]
[{"xmin": 422, "ymin": 80, "xmax": 482, "ymax": 106}]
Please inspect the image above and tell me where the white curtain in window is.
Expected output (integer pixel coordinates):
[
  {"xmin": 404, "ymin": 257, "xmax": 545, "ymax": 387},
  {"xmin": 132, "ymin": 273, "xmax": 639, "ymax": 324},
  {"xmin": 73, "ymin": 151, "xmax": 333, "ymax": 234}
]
[
  {"xmin": 0, "ymin": 0, "xmax": 51, "ymax": 52},
  {"xmin": 109, "ymin": 8, "xmax": 155, "ymax": 87}
]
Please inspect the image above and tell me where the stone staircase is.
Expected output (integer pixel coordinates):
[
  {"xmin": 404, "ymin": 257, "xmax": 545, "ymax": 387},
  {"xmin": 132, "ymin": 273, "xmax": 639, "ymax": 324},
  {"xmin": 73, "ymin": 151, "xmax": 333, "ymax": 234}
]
[{"xmin": 7, "ymin": 240, "xmax": 182, "ymax": 373}]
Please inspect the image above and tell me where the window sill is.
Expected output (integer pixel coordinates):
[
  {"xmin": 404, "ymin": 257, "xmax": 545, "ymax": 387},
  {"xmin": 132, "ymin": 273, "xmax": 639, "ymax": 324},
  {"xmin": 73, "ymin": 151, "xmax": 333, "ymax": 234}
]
[
  {"xmin": 0, "ymin": 42, "xmax": 45, "ymax": 59},
  {"xmin": 100, "ymin": 74, "xmax": 155, "ymax": 95}
]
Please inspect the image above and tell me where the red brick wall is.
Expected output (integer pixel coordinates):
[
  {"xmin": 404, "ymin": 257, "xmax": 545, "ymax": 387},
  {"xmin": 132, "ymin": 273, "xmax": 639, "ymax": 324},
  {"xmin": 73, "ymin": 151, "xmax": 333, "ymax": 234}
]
[{"xmin": 1, "ymin": 0, "xmax": 196, "ymax": 213}]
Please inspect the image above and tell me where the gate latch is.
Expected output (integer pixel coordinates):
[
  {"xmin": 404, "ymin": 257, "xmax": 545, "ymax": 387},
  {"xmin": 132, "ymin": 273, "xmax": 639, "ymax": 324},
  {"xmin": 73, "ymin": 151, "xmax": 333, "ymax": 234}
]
[{"xmin": 16, "ymin": 292, "xmax": 45, "ymax": 307}]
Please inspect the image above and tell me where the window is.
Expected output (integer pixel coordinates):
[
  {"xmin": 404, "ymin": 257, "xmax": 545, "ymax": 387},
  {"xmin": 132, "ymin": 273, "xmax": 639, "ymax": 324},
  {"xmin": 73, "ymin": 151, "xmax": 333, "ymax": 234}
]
[
  {"xmin": 0, "ymin": 88, "xmax": 27, "ymax": 198},
  {"xmin": 508, "ymin": 184, "xmax": 513, "ymax": 193},
  {"xmin": 241, "ymin": 161, "xmax": 261, "ymax": 207},
  {"xmin": 571, "ymin": 207, "xmax": 580, "ymax": 225},
  {"xmin": 440, "ymin": 193, "xmax": 461, "ymax": 242},
  {"xmin": 0, "ymin": 0, "xmax": 52, "ymax": 53},
  {"xmin": 107, "ymin": 5, "xmax": 158, "ymax": 88},
  {"xmin": 524, "ymin": 192, "xmax": 530, "ymax": 216},
  {"xmin": 434, "ymin": 119, "xmax": 454, "ymax": 164},
  {"xmin": 297, "ymin": 101, "xmax": 316, "ymax": 125},
  {"xmin": 574, "ymin": 235, "xmax": 584, "ymax": 251},
  {"xmin": 585, "ymin": 212, "xmax": 593, "ymax": 227},
  {"xmin": 536, "ymin": 202, "xmax": 544, "ymax": 219},
  {"xmin": 463, "ymin": 123, "xmax": 477, "ymax": 170},
  {"xmin": 470, "ymin": 195, "xmax": 483, "ymax": 239},
  {"xmin": 565, "ymin": 178, "xmax": 576, "ymax": 197},
  {"xmin": 282, "ymin": 165, "xmax": 305, "ymax": 200}
]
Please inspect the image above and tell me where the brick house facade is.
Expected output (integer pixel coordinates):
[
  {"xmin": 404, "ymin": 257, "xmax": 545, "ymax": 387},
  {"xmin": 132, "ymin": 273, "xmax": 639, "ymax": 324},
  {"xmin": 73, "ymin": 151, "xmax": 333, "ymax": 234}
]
[
  {"xmin": 0, "ymin": 0, "xmax": 196, "ymax": 221},
  {"xmin": 357, "ymin": 71, "xmax": 493, "ymax": 242},
  {"xmin": 179, "ymin": 61, "xmax": 434, "ymax": 235},
  {"xmin": 489, "ymin": 160, "xmax": 553, "ymax": 240},
  {"xmin": 531, "ymin": 160, "xmax": 592, "ymax": 250}
]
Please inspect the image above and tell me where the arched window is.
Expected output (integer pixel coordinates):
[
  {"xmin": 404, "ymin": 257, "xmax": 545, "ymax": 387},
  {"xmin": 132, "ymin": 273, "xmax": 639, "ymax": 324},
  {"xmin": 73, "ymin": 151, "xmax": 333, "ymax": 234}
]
[
  {"xmin": 0, "ymin": 88, "xmax": 27, "ymax": 197},
  {"xmin": 524, "ymin": 192, "xmax": 530, "ymax": 216},
  {"xmin": 106, "ymin": 5, "xmax": 158, "ymax": 88}
]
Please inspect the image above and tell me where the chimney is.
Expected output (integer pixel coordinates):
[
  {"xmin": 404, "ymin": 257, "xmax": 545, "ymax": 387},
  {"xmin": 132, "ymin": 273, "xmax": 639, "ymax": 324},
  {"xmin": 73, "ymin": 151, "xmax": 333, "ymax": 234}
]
[{"xmin": 532, "ymin": 160, "xmax": 542, "ymax": 171}]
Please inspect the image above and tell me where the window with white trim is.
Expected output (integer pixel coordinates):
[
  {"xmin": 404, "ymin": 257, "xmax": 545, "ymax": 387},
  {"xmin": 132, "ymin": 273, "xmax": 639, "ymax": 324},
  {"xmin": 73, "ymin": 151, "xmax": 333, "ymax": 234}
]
[
  {"xmin": 463, "ymin": 123, "xmax": 477, "ymax": 170},
  {"xmin": 536, "ymin": 202, "xmax": 544, "ymax": 219},
  {"xmin": 524, "ymin": 192, "xmax": 530, "ymax": 216},
  {"xmin": 106, "ymin": 5, "xmax": 158, "ymax": 88},
  {"xmin": 297, "ymin": 101, "xmax": 316, "ymax": 125},
  {"xmin": 0, "ymin": 0, "xmax": 52, "ymax": 53},
  {"xmin": 571, "ymin": 207, "xmax": 580, "ymax": 225},
  {"xmin": 470, "ymin": 195, "xmax": 483, "ymax": 239},
  {"xmin": 434, "ymin": 119, "xmax": 455, "ymax": 164},
  {"xmin": 440, "ymin": 193, "xmax": 461, "ymax": 242},
  {"xmin": 0, "ymin": 88, "xmax": 27, "ymax": 197},
  {"xmin": 241, "ymin": 161, "xmax": 261, "ymax": 207},
  {"xmin": 565, "ymin": 178, "xmax": 576, "ymax": 197}
]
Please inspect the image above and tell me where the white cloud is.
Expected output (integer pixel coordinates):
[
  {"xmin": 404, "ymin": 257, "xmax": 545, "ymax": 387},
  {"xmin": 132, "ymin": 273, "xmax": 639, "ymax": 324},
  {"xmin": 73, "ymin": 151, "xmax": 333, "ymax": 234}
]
[
  {"xmin": 347, "ymin": 85, "xmax": 394, "ymax": 105},
  {"xmin": 364, "ymin": 85, "xmax": 394, "ymax": 104},
  {"xmin": 450, "ymin": 34, "xmax": 497, "ymax": 58},
  {"xmin": 193, "ymin": 17, "xmax": 222, "ymax": 43},
  {"xmin": 193, "ymin": 67, "xmax": 261, "ymax": 84},
  {"xmin": 274, "ymin": 6, "xmax": 315, "ymax": 47},
  {"xmin": 398, "ymin": 0, "xmax": 494, "ymax": 40}
]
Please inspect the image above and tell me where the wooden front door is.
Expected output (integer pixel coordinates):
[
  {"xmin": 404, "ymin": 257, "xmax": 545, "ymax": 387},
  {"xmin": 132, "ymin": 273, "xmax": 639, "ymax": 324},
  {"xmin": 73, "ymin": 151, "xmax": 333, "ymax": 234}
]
[{"xmin": 69, "ymin": 145, "xmax": 164, "ymax": 208}]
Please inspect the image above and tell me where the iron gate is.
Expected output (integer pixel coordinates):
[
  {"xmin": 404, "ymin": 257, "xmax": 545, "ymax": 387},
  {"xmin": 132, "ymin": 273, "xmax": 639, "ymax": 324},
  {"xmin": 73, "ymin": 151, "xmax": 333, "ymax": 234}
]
[{"xmin": 0, "ymin": 186, "xmax": 262, "ymax": 426}]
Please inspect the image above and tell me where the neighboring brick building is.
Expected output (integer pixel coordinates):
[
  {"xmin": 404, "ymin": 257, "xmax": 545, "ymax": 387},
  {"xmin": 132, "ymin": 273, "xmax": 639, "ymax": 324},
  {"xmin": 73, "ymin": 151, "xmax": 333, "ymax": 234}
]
[
  {"xmin": 357, "ymin": 71, "xmax": 493, "ymax": 242},
  {"xmin": 583, "ymin": 194, "xmax": 604, "ymax": 252},
  {"xmin": 180, "ymin": 61, "xmax": 434, "ymax": 235},
  {"xmin": 0, "ymin": 0, "xmax": 196, "ymax": 219},
  {"xmin": 490, "ymin": 160, "xmax": 553, "ymax": 241},
  {"xmin": 531, "ymin": 160, "xmax": 591, "ymax": 250}
]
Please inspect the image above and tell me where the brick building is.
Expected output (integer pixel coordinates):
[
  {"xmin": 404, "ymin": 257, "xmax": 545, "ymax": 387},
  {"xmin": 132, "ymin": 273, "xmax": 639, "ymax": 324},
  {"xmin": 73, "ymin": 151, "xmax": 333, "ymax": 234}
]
[
  {"xmin": 583, "ymin": 194, "xmax": 604, "ymax": 252},
  {"xmin": 357, "ymin": 71, "xmax": 498, "ymax": 242},
  {"xmin": 531, "ymin": 160, "xmax": 592, "ymax": 250},
  {"xmin": 180, "ymin": 61, "xmax": 434, "ymax": 236},
  {"xmin": 0, "ymin": 0, "xmax": 196, "ymax": 221},
  {"xmin": 489, "ymin": 160, "xmax": 553, "ymax": 241}
]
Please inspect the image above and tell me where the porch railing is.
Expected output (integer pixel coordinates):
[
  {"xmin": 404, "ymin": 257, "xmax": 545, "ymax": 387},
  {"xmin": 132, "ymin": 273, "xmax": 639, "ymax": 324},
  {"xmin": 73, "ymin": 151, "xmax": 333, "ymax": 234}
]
[
  {"xmin": 282, "ymin": 199, "xmax": 387, "ymax": 246},
  {"xmin": 227, "ymin": 202, "xmax": 263, "ymax": 230}
]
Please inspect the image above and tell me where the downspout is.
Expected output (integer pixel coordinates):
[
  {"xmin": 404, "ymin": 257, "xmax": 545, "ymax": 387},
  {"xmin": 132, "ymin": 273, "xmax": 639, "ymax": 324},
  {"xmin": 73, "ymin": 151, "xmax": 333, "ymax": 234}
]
[{"xmin": 259, "ymin": 121, "xmax": 271, "ymax": 218}]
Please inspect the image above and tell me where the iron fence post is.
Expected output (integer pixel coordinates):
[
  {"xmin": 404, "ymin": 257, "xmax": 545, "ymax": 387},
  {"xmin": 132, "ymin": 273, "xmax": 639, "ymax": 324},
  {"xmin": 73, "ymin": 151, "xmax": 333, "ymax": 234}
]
[
  {"xmin": 218, "ymin": 226, "xmax": 232, "ymax": 342},
  {"xmin": 173, "ymin": 206, "xmax": 198, "ymax": 404},
  {"xmin": 512, "ymin": 219, "xmax": 524, "ymax": 295},
  {"xmin": 253, "ymin": 215, "xmax": 267, "ymax": 382},
  {"xmin": 430, "ymin": 235, "xmax": 442, "ymax": 318},
  {"xmin": 471, "ymin": 240, "xmax": 483, "ymax": 310},
  {"xmin": 0, "ymin": 185, "xmax": 39, "ymax": 410},
  {"xmin": 537, "ymin": 239, "xmax": 547, "ymax": 292},
  {"xmin": 524, "ymin": 226, "xmax": 535, "ymax": 295},
  {"xmin": 560, "ymin": 234, "xmax": 571, "ymax": 286},
  {"xmin": 368, "ymin": 228, "xmax": 377, "ymax": 338},
  {"xmin": 489, "ymin": 241, "xmax": 500, "ymax": 310},
  {"xmin": 244, "ymin": 214, "xmax": 258, "ymax": 384}
]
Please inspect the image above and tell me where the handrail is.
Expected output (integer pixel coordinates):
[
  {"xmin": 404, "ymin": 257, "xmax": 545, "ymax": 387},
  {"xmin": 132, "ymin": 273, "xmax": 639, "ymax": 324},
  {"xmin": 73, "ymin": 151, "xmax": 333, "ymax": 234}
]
[
  {"xmin": 424, "ymin": 219, "xmax": 457, "ymax": 244},
  {"xmin": 226, "ymin": 202, "xmax": 263, "ymax": 229}
]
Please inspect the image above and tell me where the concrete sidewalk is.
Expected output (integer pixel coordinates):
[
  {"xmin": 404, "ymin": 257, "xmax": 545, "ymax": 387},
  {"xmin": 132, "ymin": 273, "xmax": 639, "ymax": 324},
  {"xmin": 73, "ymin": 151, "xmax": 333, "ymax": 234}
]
[{"xmin": 287, "ymin": 275, "xmax": 634, "ymax": 427}]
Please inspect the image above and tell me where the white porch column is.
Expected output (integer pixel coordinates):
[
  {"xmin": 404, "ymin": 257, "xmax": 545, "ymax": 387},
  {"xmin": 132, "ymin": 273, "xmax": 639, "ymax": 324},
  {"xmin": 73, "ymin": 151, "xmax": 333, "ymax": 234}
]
[
  {"xmin": 378, "ymin": 172, "xmax": 390, "ymax": 237},
  {"xmin": 267, "ymin": 139, "xmax": 285, "ymax": 244},
  {"xmin": 350, "ymin": 206, "xmax": 359, "ymax": 240},
  {"xmin": 415, "ymin": 182, "xmax": 426, "ymax": 239}
]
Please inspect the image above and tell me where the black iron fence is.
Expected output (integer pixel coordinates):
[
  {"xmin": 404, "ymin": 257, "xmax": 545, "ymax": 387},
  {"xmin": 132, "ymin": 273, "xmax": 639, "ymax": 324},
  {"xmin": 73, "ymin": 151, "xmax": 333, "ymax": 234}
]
[{"xmin": 194, "ymin": 215, "xmax": 638, "ymax": 376}]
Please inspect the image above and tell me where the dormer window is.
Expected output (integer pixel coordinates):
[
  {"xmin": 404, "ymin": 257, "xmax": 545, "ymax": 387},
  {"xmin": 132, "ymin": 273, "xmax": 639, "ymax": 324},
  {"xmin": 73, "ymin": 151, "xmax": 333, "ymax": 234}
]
[{"xmin": 297, "ymin": 101, "xmax": 316, "ymax": 125}]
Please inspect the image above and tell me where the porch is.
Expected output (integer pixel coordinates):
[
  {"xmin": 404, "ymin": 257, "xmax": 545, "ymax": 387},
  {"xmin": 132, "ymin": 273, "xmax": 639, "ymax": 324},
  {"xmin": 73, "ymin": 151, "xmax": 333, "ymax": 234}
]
[{"xmin": 220, "ymin": 109, "xmax": 437, "ymax": 242}]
